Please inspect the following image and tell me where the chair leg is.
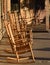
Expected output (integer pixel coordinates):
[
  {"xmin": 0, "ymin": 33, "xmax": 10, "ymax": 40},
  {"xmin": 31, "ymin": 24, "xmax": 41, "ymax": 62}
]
[
  {"xmin": 13, "ymin": 45, "xmax": 19, "ymax": 62},
  {"xmin": 29, "ymin": 30, "xmax": 35, "ymax": 62},
  {"xmin": 29, "ymin": 42, "xmax": 35, "ymax": 62}
]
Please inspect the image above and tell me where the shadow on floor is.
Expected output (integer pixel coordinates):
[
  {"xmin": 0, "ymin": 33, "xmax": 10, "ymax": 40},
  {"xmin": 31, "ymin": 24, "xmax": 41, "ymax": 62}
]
[
  {"xmin": 33, "ymin": 38, "xmax": 50, "ymax": 40},
  {"xmin": 33, "ymin": 47, "xmax": 50, "ymax": 51},
  {"xmin": 35, "ymin": 57, "xmax": 50, "ymax": 60}
]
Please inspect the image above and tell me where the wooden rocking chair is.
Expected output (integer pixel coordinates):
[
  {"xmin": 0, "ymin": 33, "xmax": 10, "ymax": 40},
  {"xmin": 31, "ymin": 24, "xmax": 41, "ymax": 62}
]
[{"xmin": 4, "ymin": 11, "xmax": 35, "ymax": 62}]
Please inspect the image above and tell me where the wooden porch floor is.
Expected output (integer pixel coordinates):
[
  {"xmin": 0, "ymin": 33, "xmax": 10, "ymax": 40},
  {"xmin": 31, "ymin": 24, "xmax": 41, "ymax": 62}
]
[{"xmin": 0, "ymin": 32, "xmax": 50, "ymax": 65}]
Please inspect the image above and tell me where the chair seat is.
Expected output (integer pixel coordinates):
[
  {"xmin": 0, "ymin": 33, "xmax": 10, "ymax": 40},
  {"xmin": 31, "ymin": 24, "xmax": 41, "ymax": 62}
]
[{"xmin": 16, "ymin": 44, "xmax": 30, "ymax": 53}]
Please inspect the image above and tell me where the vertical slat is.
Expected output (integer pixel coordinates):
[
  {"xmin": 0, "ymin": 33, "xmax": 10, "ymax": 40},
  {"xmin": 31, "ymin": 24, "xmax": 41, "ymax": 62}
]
[
  {"xmin": 14, "ymin": 11, "xmax": 21, "ymax": 32},
  {"xmin": 4, "ymin": 20, "xmax": 10, "ymax": 37}
]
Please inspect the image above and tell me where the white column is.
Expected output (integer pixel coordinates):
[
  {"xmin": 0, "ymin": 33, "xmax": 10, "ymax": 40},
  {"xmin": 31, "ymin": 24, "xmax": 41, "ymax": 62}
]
[
  {"xmin": 6, "ymin": 0, "xmax": 11, "ymax": 12},
  {"xmin": 45, "ymin": 0, "xmax": 49, "ymax": 31}
]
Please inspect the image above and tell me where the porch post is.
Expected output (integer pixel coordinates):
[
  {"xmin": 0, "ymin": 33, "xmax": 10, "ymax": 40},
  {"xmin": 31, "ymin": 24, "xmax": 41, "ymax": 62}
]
[
  {"xmin": 45, "ymin": 0, "xmax": 49, "ymax": 31},
  {"xmin": 6, "ymin": 0, "xmax": 11, "ymax": 12},
  {"xmin": 3, "ymin": 0, "xmax": 7, "ymax": 13},
  {"xmin": 0, "ymin": 0, "xmax": 2, "ymax": 40}
]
